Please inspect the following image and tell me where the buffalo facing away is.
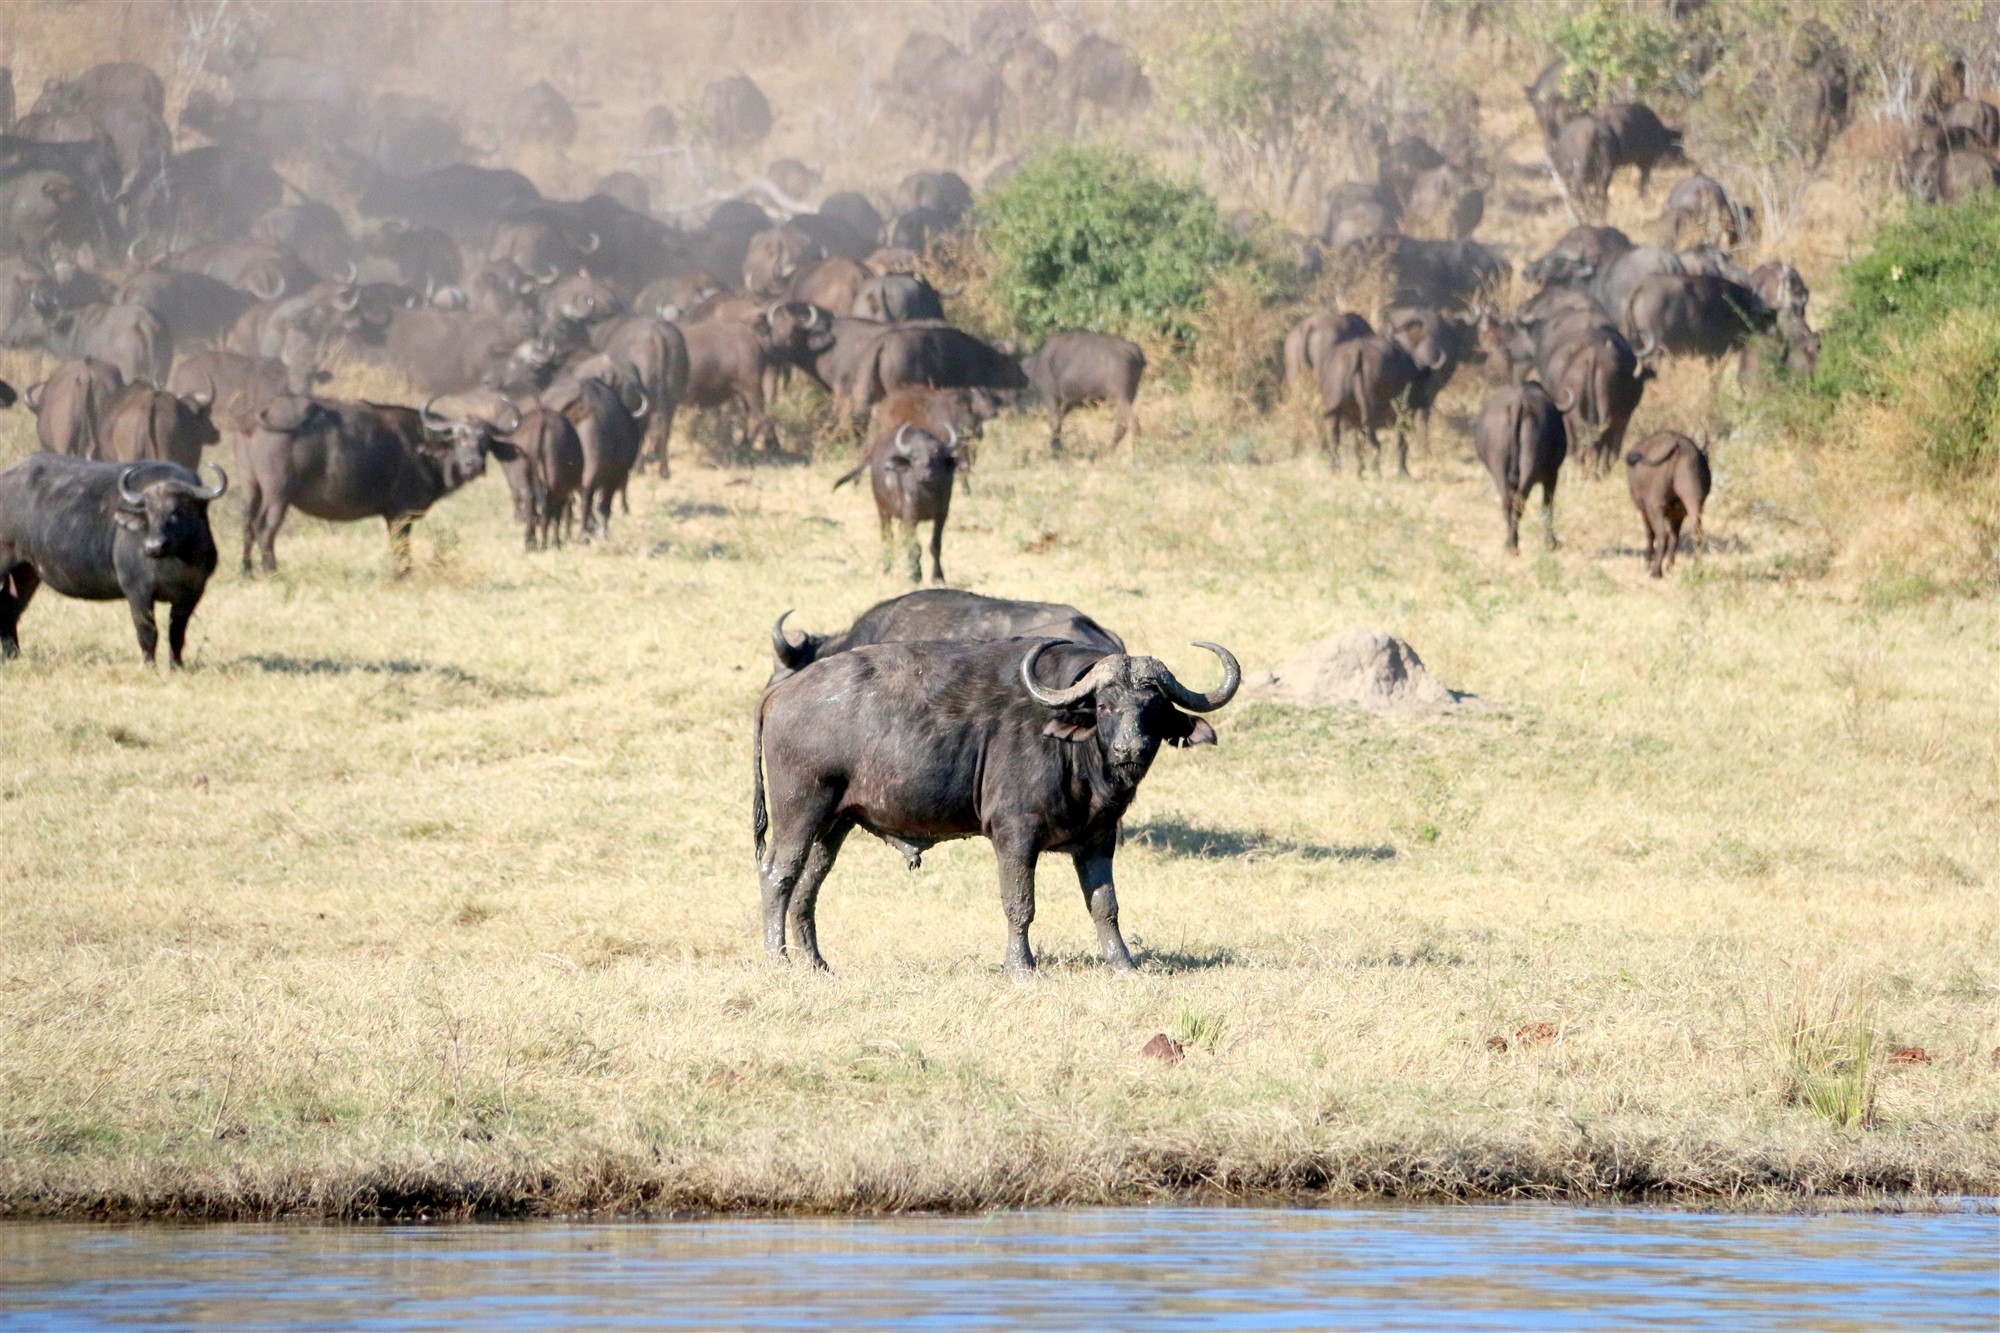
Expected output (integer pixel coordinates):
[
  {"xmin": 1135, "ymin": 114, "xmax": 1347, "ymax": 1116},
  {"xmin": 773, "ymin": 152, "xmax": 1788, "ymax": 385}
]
[
  {"xmin": 0, "ymin": 453, "xmax": 226, "ymax": 664},
  {"xmin": 1625, "ymin": 430, "xmax": 1711, "ymax": 578},
  {"xmin": 753, "ymin": 636, "xmax": 1240, "ymax": 971},
  {"xmin": 1020, "ymin": 331, "xmax": 1145, "ymax": 455},
  {"xmin": 768, "ymin": 588, "xmax": 1125, "ymax": 687},
  {"xmin": 1473, "ymin": 383, "xmax": 1566, "ymax": 553}
]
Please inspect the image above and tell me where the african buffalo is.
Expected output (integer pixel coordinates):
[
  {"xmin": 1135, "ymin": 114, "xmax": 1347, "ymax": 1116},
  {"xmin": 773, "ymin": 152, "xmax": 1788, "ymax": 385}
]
[
  {"xmin": 1019, "ymin": 331, "xmax": 1144, "ymax": 454},
  {"xmin": 1625, "ymin": 430, "xmax": 1711, "ymax": 577},
  {"xmin": 1316, "ymin": 334, "xmax": 1420, "ymax": 475},
  {"xmin": 752, "ymin": 635, "xmax": 1237, "ymax": 971},
  {"xmin": 1473, "ymin": 382, "xmax": 1566, "ymax": 552},
  {"xmin": 235, "ymin": 395, "xmax": 489, "ymax": 573},
  {"xmin": 27, "ymin": 356, "xmax": 124, "ymax": 456},
  {"xmin": 1550, "ymin": 115, "xmax": 1616, "ymax": 218},
  {"xmin": 1599, "ymin": 103, "xmax": 1685, "ymax": 196},
  {"xmin": 0, "ymin": 453, "xmax": 225, "ymax": 664},
  {"xmin": 1624, "ymin": 274, "xmax": 1778, "ymax": 364},
  {"xmin": 544, "ymin": 371, "xmax": 643, "ymax": 539},
  {"xmin": 1540, "ymin": 321, "xmax": 1648, "ymax": 476},
  {"xmin": 1385, "ymin": 306, "xmax": 1485, "ymax": 452},
  {"xmin": 768, "ymin": 590, "xmax": 1122, "ymax": 689},
  {"xmin": 852, "ymin": 272, "xmax": 944, "ymax": 323},
  {"xmin": 1658, "ymin": 174, "xmax": 1753, "ymax": 249},
  {"xmin": 490, "ymin": 404, "xmax": 582, "ymax": 550},
  {"xmin": 1283, "ymin": 310, "xmax": 1373, "ymax": 396},
  {"xmin": 836, "ymin": 421, "xmax": 968, "ymax": 582},
  {"xmin": 101, "ymin": 381, "xmax": 220, "ymax": 470},
  {"xmin": 41, "ymin": 302, "xmax": 169, "ymax": 385}
]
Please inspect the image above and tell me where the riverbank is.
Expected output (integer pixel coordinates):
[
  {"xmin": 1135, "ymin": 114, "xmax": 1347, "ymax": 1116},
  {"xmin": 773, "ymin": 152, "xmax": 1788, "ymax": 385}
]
[{"xmin": 1, "ymin": 410, "xmax": 1995, "ymax": 1221}]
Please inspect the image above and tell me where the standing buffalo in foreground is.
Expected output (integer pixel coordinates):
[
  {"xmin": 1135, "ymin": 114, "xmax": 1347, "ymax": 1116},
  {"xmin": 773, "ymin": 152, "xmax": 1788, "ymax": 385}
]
[
  {"xmin": 0, "ymin": 453, "xmax": 225, "ymax": 665},
  {"xmin": 1473, "ymin": 382, "xmax": 1567, "ymax": 553},
  {"xmin": 767, "ymin": 588, "xmax": 1124, "ymax": 687},
  {"xmin": 1626, "ymin": 430, "xmax": 1711, "ymax": 578},
  {"xmin": 834, "ymin": 422, "xmax": 968, "ymax": 583},
  {"xmin": 235, "ymin": 395, "xmax": 489, "ymax": 574},
  {"xmin": 1019, "ymin": 331, "xmax": 1145, "ymax": 455},
  {"xmin": 753, "ymin": 635, "xmax": 1239, "ymax": 972}
]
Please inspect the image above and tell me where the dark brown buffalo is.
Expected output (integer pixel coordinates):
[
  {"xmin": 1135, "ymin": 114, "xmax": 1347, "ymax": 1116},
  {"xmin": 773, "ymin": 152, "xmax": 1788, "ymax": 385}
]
[
  {"xmin": 849, "ymin": 322, "xmax": 1029, "ymax": 424},
  {"xmin": 836, "ymin": 421, "xmax": 968, "ymax": 583},
  {"xmin": 1749, "ymin": 261, "xmax": 1809, "ymax": 322},
  {"xmin": 1057, "ymin": 34, "xmax": 1149, "ymax": 133},
  {"xmin": 1376, "ymin": 134, "xmax": 1447, "ymax": 208},
  {"xmin": 1404, "ymin": 164, "xmax": 1485, "ymax": 239},
  {"xmin": 0, "ymin": 168, "xmax": 92, "ymax": 258},
  {"xmin": 1599, "ymin": 103, "xmax": 1685, "ymax": 195},
  {"xmin": 743, "ymin": 224, "xmax": 823, "ymax": 298},
  {"xmin": 1283, "ymin": 310, "xmax": 1373, "ymax": 396},
  {"xmin": 1522, "ymin": 224, "xmax": 1633, "ymax": 288},
  {"xmin": 1551, "ymin": 115, "xmax": 1616, "ymax": 218},
  {"xmin": 371, "ymin": 306, "xmax": 524, "ymax": 395},
  {"xmin": 768, "ymin": 588, "xmax": 1124, "ymax": 687},
  {"xmin": 101, "ymin": 381, "xmax": 220, "ymax": 470},
  {"xmin": 27, "ymin": 356, "xmax": 124, "ymax": 456},
  {"xmin": 701, "ymin": 76, "xmax": 772, "ymax": 155},
  {"xmin": 677, "ymin": 315, "xmax": 777, "ymax": 453},
  {"xmin": 863, "ymin": 386, "xmax": 1000, "ymax": 485},
  {"xmin": 1625, "ymin": 430, "xmax": 1711, "ymax": 577},
  {"xmin": 128, "ymin": 146, "xmax": 284, "ymax": 248},
  {"xmin": 235, "ymin": 395, "xmax": 489, "ymax": 573},
  {"xmin": 752, "ymin": 636, "xmax": 1236, "ymax": 971},
  {"xmin": 1019, "ymin": 331, "xmax": 1145, "ymax": 454},
  {"xmin": 543, "ymin": 371, "xmax": 643, "ymax": 539},
  {"xmin": 588, "ymin": 314, "xmax": 688, "ymax": 474},
  {"xmin": 1320, "ymin": 180, "xmax": 1400, "ymax": 251},
  {"xmin": 116, "ymin": 268, "xmax": 257, "ymax": 349},
  {"xmin": 788, "ymin": 257, "xmax": 871, "ymax": 316},
  {"xmin": 1315, "ymin": 334, "xmax": 1420, "ymax": 475},
  {"xmin": 1624, "ymin": 274, "xmax": 1778, "ymax": 364},
  {"xmin": 1473, "ymin": 382, "xmax": 1566, "ymax": 552},
  {"xmin": 0, "ymin": 454, "xmax": 224, "ymax": 665},
  {"xmin": 1941, "ymin": 98, "xmax": 2000, "ymax": 151},
  {"xmin": 490, "ymin": 404, "xmax": 583, "ymax": 550},
  {"xmin": 851, "ymin": 271, "xmax": 945, "ymax": 323},
  {"xmin": 1904, "ymin": 144, "xmax": 2000, "ymax": 204},
  {"xmin": 1385, "ymin": 305, "xmax": 1484, "ymax": 452},
  {"xmin": 820, "ymin": 192, "xmax": 885, "ymax": 245},
  {"xmin": 1549, "ymin": 330, "xmax": 1648, "ymax": 476}
]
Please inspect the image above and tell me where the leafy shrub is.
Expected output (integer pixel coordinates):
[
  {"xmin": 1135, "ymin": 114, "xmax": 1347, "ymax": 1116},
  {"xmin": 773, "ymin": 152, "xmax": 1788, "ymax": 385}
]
[
  {"xmin": 978, "ymin": 144, "xmax": 1246, "ymax": 350},
  {"xmin": 1545, "ymin": 0, "xmax": 1696, "ymax": 102}
]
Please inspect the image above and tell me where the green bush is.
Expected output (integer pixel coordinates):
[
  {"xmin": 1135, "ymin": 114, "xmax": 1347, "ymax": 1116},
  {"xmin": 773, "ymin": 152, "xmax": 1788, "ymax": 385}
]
[{"xmin": 977, "ymin": 144, "xmax": 1246, "ymax": 350}]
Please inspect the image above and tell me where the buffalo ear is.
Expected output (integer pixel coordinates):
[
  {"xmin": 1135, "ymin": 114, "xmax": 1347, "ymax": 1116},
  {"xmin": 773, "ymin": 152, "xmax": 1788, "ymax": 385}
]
[
  {"xmin": 1042, "ymin": 716, "xmax": 1095, "ymax": 742},
  {"xmin": 486, "ymin": 438, "xmax": 522, "ymax": 462},
  {"xmin": 1166, "ymin": 717, "xmax": 1218, "ymax": 748},
  {"xmin": 114, "ymin": 512, "xmax": 146, "ymax": 533}
]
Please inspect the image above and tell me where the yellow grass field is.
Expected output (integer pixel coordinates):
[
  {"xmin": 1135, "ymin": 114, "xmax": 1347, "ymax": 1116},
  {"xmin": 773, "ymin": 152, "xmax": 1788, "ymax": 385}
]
[
  {"xmin": 1, "ymin": 369, "xmax": 1995, "ymax": 1216},
  {"xmin": 0, "ymin": 0, "xmax": 1996, "ymax": 1219}
]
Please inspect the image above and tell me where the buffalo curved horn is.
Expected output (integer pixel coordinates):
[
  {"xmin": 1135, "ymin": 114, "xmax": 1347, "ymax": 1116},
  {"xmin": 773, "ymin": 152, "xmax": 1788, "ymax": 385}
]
[
  {"xmin": 893, "ymin": 422, "xmax": 913, "ymax": 453},
  {"xmin": 117, "ymin": 466, "xmax": 147, "ymax": 509},
  {"xmin": 1154, "ymin": 642, "xmax": 1242, "ymax": 713},
  {"xmin": 492, "ymin": 399, "xmax": 522, "ymax": 434},
  {"xmin": 580, "ymin": 230, "xmax": 600, "ymax": 254},
  {"xmin": 181, "ymin": 463, "xmax": 228, "ymax": 502},
  {"xmin": 534, "ymin": 263, "xmax": 559, "ymax": 285},
  {"xmin": 765, "ymin": 302, "xmax": 782, "ymax": 325},
  {"xmin": 1021, "ymin": 641, "xmax": 1120, "ymax": 709},
  {"xmin": 1633, "ymin": 332, "xmax": 1658, "ymax": 359},
  {"xmin": 340, "ymin": 260, "xmax": 358, "ymax": 283},
  {"xmin": 802, "ymin": 303, "xmax": 820, "ymax": 328},
  {"xmin": 189, "ymin": 374, "xmax": 216, "ymax": 409},
  {"xmin": 629, "ymin": 390, "xmax": 650, "ymax": 420},
  {"xmin": 421, "ymin": 394, "xmax": 455, "ymax": 432},
  {"xmin": 332, "ymin": 284, "xmax": 360, "ymax": 312},
  {"xmin": 1551, "ymin": 385, "xmax": 1577, "ymax": 413},
  {"xmin": 771, "ymin": 609, "xmax": 800, "ymax": 659},
  {"xmin": 24, "ymin": 381, "xmax": 45, "ymax": 413},
  {"xmin": 945, "ymin": 424, "xmax": 959, "ymax": 452}
]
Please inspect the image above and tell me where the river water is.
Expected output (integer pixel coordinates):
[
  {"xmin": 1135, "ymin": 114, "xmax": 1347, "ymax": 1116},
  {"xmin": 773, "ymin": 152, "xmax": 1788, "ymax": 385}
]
[{"xmin": 2, "ymin": 1205, "xmax": 1995, "ymax": 1330}]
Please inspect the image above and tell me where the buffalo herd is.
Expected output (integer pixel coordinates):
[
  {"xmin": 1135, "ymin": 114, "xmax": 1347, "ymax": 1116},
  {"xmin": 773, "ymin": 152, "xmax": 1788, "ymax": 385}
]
[{"xmin": 0, "ymin": 23, "xmax": 1965, "ymax": 967}]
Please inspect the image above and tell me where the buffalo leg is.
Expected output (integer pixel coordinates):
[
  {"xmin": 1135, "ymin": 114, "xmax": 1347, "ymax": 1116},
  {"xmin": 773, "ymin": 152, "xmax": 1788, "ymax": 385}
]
[
  {"xmin": 1394, "ymin": 423, "xmax": 1410, "ymax": 478},
  {"xmin": 990, "ymin": 831, "xmax": 1040, "ymax": 973},
  {"xmin": 1498, "ymin": 479, "xmax": 1521, "ymax": 553},
  {"xmin": 255, "ymin": 500, "xmax": 287, "ymax": 573},
  {"xmin": 0, "ymin": 561, "xmax": 37, "ymax": 658},
  {"xmin": 386, "ymin": 516, "xmax": 416, "ymax": 577},
  {"xmin": 901, "ymin": 519, "xmax": 922, "ymax": 584},
  {"xmin": 654, "ymin": 403, "xmax": 676, "ymax": 479},
  {"xmin": 879, "ymin": 513, "xmax": 895, "ymax": 574},
  {"xmin": 1540, "ymin": 475, "xmax": 1561, "ymax": 550},
  {"xmin": 1664, "ymin": 504, "xmax": 1685, "ymax": 574},
  {"xmin": 126, "ymin": 590, "xmax": 160, "ymax": 664},
  {"xmin": 1325, "ymin": 415, "xmax": 1342, "ymax": 472},
  {"xmin": 1073, "ymin": 840, "xmax": 1136, "ymax": 971},
  {"xmin": 1048, "ymin": 403, "xmax": 1066, "ymax": 456},
  {"xmin": 783, "ymin": 823, "xmax": 849, "ymax": 971},
  {"xmin": 927, "ymin": 518, "xmax": 946, "ymax": 584},
  {"xmin": 166, "ymin": 595, "xmax": 200, "ymax": 667}
]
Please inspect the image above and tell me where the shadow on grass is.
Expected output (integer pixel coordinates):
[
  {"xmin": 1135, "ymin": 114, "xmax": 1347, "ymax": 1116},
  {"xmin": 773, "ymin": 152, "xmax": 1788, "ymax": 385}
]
[
  {"xmin": 1125, "ymin": 818, "xmax": 1394, "ymax": 863},
  {"xmin": 1135, "ymin": 944, "xmax": 1243, "ymax": 973},
  {"xmin": 228, "ymin": 654, "xmax": 535, "ymax": 696}
]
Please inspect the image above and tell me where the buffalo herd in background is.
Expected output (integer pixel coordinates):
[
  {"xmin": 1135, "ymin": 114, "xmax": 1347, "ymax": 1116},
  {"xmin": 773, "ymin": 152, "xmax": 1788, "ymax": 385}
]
[{"xmin": 0, "ymin": 12, "xmax": 1981, "ymax": 969}]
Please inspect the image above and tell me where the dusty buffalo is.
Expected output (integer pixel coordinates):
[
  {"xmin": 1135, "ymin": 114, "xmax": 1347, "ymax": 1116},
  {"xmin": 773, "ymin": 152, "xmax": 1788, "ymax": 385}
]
[
  {"xmin": 768, "ymin": 589, "xmax": 1123, "ymax": 687},
  {"xmin": 543, "ymin": 371, "xmax": 643, "ymax": 539},
  {"xmin": 849, "ymin": 322, "xmax": 1027, "ymax": 424},
  {"xmin": 169, "ymin": 349, "xmax": 313, "ymax": 430},
  {"xmin": 1624, "ymin": 274, "xmax": 1778, "ymax": 364},
  {"xmin": 1473, "ymin": 383, "xmax": 1567, "ymax": 552},
  {"xmin": 0, "ymin": 453, "xmax": 225, "ymax": 664},
  {"xmin": 100, "ymin": 381, "xmax": 220, "ymax": 470},
  {"xmin": 236, "ymin": 395, "xmax": 489, "ymax": 573},
  {"xmin": 835, "ymin": 421, "xmax": 968, "ymax": 582},
  {"xmin": 1283, "ymin": 310, "xmax": 1374, "ymax": 395},
  {"xmin": 1385, "ymin": 306, "xmax": 1484, "ymax": 453},
  {"xmin": 1019, "ymin": 331, "xmax": 1144, "ymax": 454},
  {"xmin": 852, "ymin": 272, "xmax": 944, "ymax": 323},
  {"xmin": 40, "ymin": 303, "xmax": 169, "ymax": 387},
  {"xmin": 489, "ymin": 404, "xmax": 582, "ymax": 550},
  {"xmin": 1550, "ymin": 115, "xmax": 1616, "ymax": 218},
  {"xmin": 752, "ymin": 636, "xmax": 1238, "ymax": 971},
  {"xmin": 1625, "ymin": 430, "xmax": 1711, "ymax": 577},
  {"xmin": 1316, "ymin": 335, "xmax": 1420, "ymax": 475},
  {"xmin": 1540, "ymin": 321, "xmax": 1648, "ymax": 476},
  {"xmin": 1658, "ymin": 173, "xmax": 1753, "ymax": 249},
  {"xmin": 1599, "ymin": 103, "xmax": 1685, "ymax": 196},
  {"xmin": 28, "ymin": 356, "xmax": 124, "ymax": 456}
]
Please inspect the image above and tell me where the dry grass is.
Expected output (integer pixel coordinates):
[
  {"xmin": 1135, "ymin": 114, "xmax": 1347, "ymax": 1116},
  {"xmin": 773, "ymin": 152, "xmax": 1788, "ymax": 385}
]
[
  {"xmin": 0, "ymin": 3, "xmax": 1996, "ymax": 1219},
  {"xmin": 1, "ymin": 362, "xmax": 1996, "ymax": 1217}
]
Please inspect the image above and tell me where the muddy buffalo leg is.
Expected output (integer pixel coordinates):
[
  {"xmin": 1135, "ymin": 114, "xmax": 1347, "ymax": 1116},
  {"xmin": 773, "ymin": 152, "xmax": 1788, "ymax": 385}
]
[
  {"xmin": 990, "ymin": 829, "xmax": 1040, "ymax": 973},
  {"xmin": 784, "ymin": 823, "xmax": 848, "ymax": 970},
  {"xmin": 1073, "ymin": 838, "xmax": 1135, "ymax": 971},
  {"xmin": 125, "ymin": 587, "xmax": 160, "ymax": 663},
  {"xmin": 0, "ymin": 562, "xmax": 38, "ymax": 657},
  {"xmin": 166, "ymin": 593, "xmax": 199, "ymax": 667}
]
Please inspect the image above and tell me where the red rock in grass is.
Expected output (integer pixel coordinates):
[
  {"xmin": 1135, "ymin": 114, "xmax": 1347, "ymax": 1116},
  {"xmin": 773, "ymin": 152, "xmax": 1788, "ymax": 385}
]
[
  {"xmin": 1141, "ymin": 1033, "xmax": 1184, "ymax": 1062},
  {"xmin": 1890, "ymin": 1046, "xmax": 1932, "ymax": 1065},
  {"xmin": 1515, "ymin": 1021, "xmax": 1559, "ymax": 1046},
  {"xmin": 1485, "ymin": 1035, "xmax": 1510, "ymax": 1052}
]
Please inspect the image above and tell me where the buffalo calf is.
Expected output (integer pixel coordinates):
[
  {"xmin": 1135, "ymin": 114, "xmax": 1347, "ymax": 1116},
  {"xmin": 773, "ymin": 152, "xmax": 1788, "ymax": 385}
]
[{"xmin": 1625, "ymin": 430, "xmax": 1711, "ymax": 577}]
